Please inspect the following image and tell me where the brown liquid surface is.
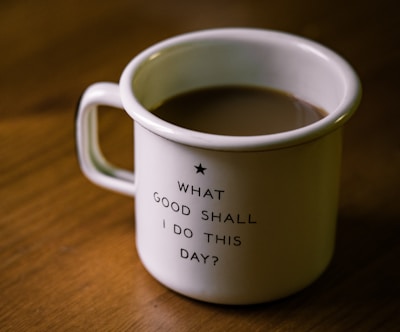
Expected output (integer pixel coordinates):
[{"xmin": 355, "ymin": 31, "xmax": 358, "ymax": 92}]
[{"xmin": 151, "ymin": 86, "xmax": 327, "ymax": 136}]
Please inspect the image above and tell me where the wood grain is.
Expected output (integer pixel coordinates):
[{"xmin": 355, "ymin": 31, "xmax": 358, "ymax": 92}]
[{"xmin": 1, "ymin": 0, "xmax": 399, "ymax": 331}]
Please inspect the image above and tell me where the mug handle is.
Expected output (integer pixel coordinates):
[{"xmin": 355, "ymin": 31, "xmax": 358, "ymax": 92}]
[{"xmin": 75, "ymin": 82, "xmax": 136, "ymax": 197}]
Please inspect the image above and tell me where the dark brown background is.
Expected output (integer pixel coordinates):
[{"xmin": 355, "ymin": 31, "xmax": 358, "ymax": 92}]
[{"xmin": 1, "ymin": 0, "xmax": 399, "ymax": 331}]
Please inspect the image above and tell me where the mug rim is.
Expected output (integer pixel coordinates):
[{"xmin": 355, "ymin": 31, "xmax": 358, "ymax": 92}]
[{"xmin": 119, "ymin": 28, "xmax": 361, "ymax": 151}]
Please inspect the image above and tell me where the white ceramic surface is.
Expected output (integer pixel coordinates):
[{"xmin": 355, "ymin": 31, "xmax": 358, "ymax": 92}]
[{"xmin": 76, "ymin": 28, "xmax": 361, "ymax": 304}]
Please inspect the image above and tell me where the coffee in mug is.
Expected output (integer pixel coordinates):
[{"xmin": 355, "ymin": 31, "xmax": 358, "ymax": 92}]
[{"xmin": 151, "ymin": 86, "xmax": 328, "ymax": 135}]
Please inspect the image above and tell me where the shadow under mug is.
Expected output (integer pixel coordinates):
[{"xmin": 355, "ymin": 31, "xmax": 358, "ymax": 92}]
[{"xmin": 76, "ymin": 28, "xmax": 361, "ymax": 305}]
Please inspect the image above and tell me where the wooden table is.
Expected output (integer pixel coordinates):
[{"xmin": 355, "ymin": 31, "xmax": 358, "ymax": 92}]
[{"xmin": 1, "ymin": 1, "xmax": 399, "ymax": 330}]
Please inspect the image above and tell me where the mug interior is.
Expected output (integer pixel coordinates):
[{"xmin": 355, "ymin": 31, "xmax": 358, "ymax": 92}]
[{"xmin": 120, "ymin": 29, "xmax": 360, "ymax": 150}]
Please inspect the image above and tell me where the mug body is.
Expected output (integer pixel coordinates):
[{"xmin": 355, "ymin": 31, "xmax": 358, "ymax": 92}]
[
  {"xmin": 134, "ymin": 123, "xmax": 342, "ymax": 304},
  {"xmin": 76, "ymin": 28, "xmax": 361, "ymax": 305},
  {"xmin": 117, "ymin": 28, "xmax": 360, "ymax": 304}
]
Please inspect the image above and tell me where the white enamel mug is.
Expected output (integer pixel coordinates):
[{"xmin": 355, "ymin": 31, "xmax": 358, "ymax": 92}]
[{"xmin": 76, "ymin": 28, "xmax": 361, "ymax": 305}]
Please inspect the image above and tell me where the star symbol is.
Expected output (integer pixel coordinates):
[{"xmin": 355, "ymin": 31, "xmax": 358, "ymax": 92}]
[{"xmin": 194, "ymin": 163, "xmax": 207, "ymax": 175}]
